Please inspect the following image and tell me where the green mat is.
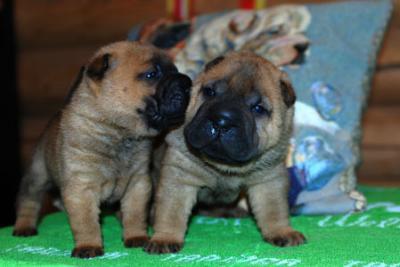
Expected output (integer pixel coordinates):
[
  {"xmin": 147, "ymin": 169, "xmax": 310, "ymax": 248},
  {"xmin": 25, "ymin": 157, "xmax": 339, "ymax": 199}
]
[{"xmin": 1, "ymin": 186, "xmax": 399, "ymax": 266}]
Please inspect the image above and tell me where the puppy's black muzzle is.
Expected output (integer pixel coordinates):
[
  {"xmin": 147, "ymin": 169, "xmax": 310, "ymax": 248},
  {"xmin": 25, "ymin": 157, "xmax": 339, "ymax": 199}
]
[
  {"xmin": 184, "ymin": 99, "xmax": 258, "ymax": 165},
  {"xmin": 145, "ymin": 73, "xmax": 192, "ymax": 131}
]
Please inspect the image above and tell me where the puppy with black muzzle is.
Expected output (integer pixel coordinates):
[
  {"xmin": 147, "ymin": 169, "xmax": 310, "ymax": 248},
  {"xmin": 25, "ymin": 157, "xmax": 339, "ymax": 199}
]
[
  {"xmin": 12, "ymin": 41, "xmax": 192, "ymax": 258},
  {"xmin": 145, "ymin": 51, "xmax": 305, "ymax": 254}
]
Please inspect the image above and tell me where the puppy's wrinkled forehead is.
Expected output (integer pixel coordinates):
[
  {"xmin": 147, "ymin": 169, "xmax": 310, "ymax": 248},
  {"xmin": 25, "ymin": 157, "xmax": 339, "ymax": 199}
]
[
  {"xmin": 227, "ymin": 64, "xmax": 259, "ymax": 96},
  {"xmin": 92, "ymin": 41, "xmax": 176, "ymax": 74},
  {"xmin": 145, "ymin": 53, "xmax": 178, "ymax": 73},
  {"xmin": 199, "ymin": 52, "xmax": 297, "ymax": 110},
  {"xmin": 129, "ymin": 49, "xmax": 177, "ymax": 76},
  {"xmin": 202, "ymin": 55, "xmax": 278, "ymax": 98}
]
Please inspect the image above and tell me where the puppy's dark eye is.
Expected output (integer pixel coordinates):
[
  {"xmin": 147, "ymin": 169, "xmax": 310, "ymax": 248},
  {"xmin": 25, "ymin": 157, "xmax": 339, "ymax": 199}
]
[
  {"xmin": 251, "ymin": 104, "xmax": 268, "ymax": 116},
  {"xmin": 145, "ymin": 70, "xmax": 157, "ymax": 79},
  {"xmin": 203, "ymin": 86, "xmax": 216, "ymax": 98},
  {"xmin": 142, "ymin": 65, "xmax": 162, "ymax": 80}
]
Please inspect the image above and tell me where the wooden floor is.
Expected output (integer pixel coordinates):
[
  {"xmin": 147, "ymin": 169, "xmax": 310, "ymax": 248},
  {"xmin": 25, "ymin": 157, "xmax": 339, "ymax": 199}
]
[{"xmin": 16, "ymin": 0, "xmax": 400, "ymax": 186}]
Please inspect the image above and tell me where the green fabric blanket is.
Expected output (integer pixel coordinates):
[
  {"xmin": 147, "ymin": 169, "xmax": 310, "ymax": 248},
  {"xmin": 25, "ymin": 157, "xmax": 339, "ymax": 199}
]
[{"xmin": 1, "ymin": 186, "xmax": 399, "ymax": 266}]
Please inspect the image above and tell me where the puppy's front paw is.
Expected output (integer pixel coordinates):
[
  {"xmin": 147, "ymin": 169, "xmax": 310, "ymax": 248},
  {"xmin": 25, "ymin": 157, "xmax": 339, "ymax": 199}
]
[
  {"xmin": 71, "ymin": 246, "xmax": 104, "ymax": 258},
  {"xmin": 12, "ymin": 227, "xmax": 38, "ymax": 237},
  {"xmin": 144, "ymin": 239, "xmax": 183, "ymax": 254},
  {"xmin": 124, "ymin": 236, "xmax": 149, "ymax": 248},
  {"xmin": 264, "ymin": 228, "xmax": 306, "ymax": 247}
]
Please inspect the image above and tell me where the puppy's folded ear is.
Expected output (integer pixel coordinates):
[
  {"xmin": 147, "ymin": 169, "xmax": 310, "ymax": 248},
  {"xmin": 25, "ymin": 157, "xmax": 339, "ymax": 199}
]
[
  {"xmin": 280, "ymin": 73, "xmax": 296, "ymax": 108},
  {"xmin": 87, "ymin": 53, "xmax": 111, "ymax": 80},
  {"xmin": 205, "ymin": 56, "xmax": 225, "ymax": 72}
]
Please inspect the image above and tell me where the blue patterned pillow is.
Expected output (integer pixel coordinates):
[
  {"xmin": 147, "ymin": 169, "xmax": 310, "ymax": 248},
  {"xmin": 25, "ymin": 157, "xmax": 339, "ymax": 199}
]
[{"xmin": 128, "ymin": 0, "xmax": 392, "ymax": 214}]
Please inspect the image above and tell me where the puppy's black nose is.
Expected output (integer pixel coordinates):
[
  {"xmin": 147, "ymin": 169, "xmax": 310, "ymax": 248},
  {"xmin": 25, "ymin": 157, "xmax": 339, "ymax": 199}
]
[{"xmin": 209, "ymin": 108, "xmax": 238, "ymax": 131}]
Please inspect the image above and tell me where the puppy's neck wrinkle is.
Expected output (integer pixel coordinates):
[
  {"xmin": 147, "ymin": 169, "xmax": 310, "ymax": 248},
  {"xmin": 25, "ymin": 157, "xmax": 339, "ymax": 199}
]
[
  {"xmin": 65, "ymin": 77, "xmax": 97, "ymax": 106},
  {"xmin": 67, "ymin": 103, "xmax": 132, "ymax": 145},
  {"xmin": 252, "ymin": 136, "xmax": 290, "ymax": 174},
  {"xmin": 63, "ymin": 109, "xmax": 149, "ymax": 167},
  {"xmin": 201, "ymin": 139, "xmax": 288, "ymax": 177},
  {"xmin": 64, "ymin": 67, "xmax": 85, "ymax": 105}
]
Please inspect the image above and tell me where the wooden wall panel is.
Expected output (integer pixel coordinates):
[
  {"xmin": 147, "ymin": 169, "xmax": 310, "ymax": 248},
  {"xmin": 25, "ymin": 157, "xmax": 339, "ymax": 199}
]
[
  {"xmin": 15, "ymin": 0, "xmax": 166, "ymax": 49},
  {"xmin": 362, "ymin": 107, "xmax": 400, "ymax": 147},
  {"xmin": 359, "ymin": 148, "xmax": 400, "ymax": 181},
  {"xmin": 370, "ymin": 68, "xmax": 400, "ymax": 106},
  {"xmin": 377, "ymin": 0, "xmax": 400, "ymax": 65},
  {"xmin": 18, "ymin": 46, "xmax": 96, "ymax": 116},
  {"xmin": 378, "ymin": 23, "xmax": 400, "ymax": 66}
]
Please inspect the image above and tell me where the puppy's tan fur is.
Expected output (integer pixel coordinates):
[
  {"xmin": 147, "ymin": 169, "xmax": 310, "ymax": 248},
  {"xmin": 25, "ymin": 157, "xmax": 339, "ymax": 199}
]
[
  {"xmin": 146, "ymin": 52, "xmax": 305, "ymax": 254},
  {"xmin": 13, "ymin": 41, "xmax": 178, "ymax": 258}
]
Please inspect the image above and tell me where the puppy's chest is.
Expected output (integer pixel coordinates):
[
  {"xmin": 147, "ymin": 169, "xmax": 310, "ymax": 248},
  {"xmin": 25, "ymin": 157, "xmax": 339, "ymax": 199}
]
[
  {"xmin": 113, "ymin": 137, "xmax": 146, "ymax": 175},
  {"xmin": 100, "ymin": 137, "xmax": 150, "ymax": 202},
  {"xmin": 198, "ymin": 176, "xmax": 243, "ymax": 205},
  {"xmin": 100, "ymin": 137, "xmax": 148, "ymax": 182}
]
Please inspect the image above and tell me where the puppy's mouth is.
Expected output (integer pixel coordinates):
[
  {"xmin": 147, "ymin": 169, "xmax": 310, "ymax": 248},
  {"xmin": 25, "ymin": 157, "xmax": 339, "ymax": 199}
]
[
  {"xmin": 200, "ymin": 142, "xmax": 256, "ymax": 165},
  {"xmin": 188, "ymin": 136, "xmax": 258, "ymax": 166},
  {"xmin": 138, "ymin": 96, "xmax": 183, "ymax": 131},
  {"xmin": 184, "ymin": 104, "xmax": 259, "ymax": 166},
  {"xmin": 139, "ymin": 73, "xmax": 192, "ymax": 131},
  {"xmin": 136, "ymin": 98, "xmax": 169, "ymax": 131}
]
